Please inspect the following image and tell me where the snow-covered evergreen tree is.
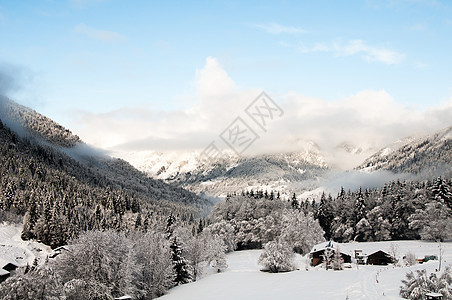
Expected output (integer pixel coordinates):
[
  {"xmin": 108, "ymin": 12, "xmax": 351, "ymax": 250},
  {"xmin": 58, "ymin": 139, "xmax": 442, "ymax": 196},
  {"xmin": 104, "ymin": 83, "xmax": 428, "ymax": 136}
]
[{"xmin": 170, "ymin": 237, "xmax": 192, "ymax": 285}]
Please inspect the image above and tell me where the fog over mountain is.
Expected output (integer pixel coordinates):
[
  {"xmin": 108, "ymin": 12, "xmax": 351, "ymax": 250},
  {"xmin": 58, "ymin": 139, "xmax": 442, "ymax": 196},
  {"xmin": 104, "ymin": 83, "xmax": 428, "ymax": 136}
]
[{"xmin": 70, "ymin": 57, "xmax": 452, "ymax": 171}]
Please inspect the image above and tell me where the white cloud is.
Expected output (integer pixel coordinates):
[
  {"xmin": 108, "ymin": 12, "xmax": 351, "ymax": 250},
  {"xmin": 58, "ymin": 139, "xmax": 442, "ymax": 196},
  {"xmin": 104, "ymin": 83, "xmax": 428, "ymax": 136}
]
[
  {"xmin": 74, "ymin": 24, "xmax": 125, "ymax": 42},
  {"xmin": 291, "ymin": 39, "xmax": 405, "ymax": 65},
  {"xmin": 71, "ymin": 57, "xmax": 452, "ymax": 169},
  {"xmin": 255, "ymin": 23, "xmax": 307, "ymax": 34},
  {"xmin": 333, "ymin": 40, "xmax": 405, "ymax": 64}
]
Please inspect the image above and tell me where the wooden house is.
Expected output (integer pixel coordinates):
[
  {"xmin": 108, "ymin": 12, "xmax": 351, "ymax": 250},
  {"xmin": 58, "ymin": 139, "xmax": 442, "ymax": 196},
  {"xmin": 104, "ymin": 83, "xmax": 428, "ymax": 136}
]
[
  {"xmin": 366, "ymin": 250, "xmax": 393, "ymax": 265},
  {"xmin": 310, "ymin": 241, "xmax": 351, "ymax": 267}
]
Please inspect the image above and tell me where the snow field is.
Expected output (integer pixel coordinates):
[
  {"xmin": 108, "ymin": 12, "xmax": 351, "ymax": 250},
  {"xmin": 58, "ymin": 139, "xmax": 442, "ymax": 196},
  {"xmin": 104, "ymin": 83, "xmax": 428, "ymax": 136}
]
[{"xmin": 159, "ymin": 241, "xmax": 452, "ymax": 300}]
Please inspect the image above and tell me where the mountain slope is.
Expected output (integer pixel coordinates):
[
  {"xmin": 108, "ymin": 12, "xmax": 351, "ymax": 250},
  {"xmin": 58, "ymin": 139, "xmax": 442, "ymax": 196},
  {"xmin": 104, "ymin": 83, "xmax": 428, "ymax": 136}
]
[
  {"xmin": 0, "ymin": 96, "xmax": 80, "ymax": 148},
  {"xmin": 0, "ymin": 99, "xmax": 210, "ymax": 248},
  {"xmin": 0, "ymin": 97, "xmax": 207, "ymax": 207},
  {"xmin": 357, "ymin": 126, "xmax": 452, "ymax": 177}
]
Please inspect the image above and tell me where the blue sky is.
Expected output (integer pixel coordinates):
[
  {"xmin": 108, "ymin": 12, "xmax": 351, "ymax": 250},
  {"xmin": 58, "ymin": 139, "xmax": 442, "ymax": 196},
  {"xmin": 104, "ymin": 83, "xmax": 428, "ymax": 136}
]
[{"xmin": 1, "ymin": 0, "xmax": 452, "ymax": 157}]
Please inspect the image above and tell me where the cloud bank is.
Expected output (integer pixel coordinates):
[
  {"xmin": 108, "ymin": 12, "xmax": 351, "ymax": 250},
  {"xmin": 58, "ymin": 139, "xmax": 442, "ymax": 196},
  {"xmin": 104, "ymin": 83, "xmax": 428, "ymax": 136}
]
[{"xmin": 71, "ymin": 56, "xmax": 452, "ymax": 169}]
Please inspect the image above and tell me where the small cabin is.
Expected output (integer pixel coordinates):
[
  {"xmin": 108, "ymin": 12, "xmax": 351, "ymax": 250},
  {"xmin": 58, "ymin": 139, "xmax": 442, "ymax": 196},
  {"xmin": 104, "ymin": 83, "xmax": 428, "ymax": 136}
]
[
  {"xmin": 425, "ymin": 292, "xmax": 443, "ymax": 300},
  {"xmin": 367, "ymin": 250, "xmax": 393, "ymax": 265},
  {"xmin": 310, "ymin": 241, "xmax": 351, "ymax": 267}
]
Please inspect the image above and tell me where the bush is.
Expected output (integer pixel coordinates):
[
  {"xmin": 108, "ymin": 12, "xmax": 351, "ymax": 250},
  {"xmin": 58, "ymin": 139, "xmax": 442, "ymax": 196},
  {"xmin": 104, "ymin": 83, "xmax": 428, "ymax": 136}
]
[
  {"xmin": 400, "ymin": 267, "xmax": 452, "ymax": 300},
  {"xmin": 258, "ymin": 241, "xmax": 296, "ymax": 273},
  {"xmin": 404, "ymin": 252, "xmax": 417, "ymax": 266}
]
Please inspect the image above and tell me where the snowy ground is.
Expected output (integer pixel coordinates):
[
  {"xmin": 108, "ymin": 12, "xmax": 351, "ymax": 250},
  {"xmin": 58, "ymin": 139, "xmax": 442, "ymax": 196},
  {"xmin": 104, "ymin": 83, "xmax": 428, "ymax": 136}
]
[
  {"xmin": 0, "ymin": 222, "xmax": 51, "ymax": 268},
  {"xmin": 159, "ymin": 241, "xmax": 452, "ymax": 300}
]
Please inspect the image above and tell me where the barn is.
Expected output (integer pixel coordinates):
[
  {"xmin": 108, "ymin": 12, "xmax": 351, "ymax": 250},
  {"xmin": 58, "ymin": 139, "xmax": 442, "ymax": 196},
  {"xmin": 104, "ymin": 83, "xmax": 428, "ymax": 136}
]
[
  {"xmin": 366, "ymin": 250, "xmax": 393, "ymax": 265},
  {"xmin": 310, "ymin": 241, "xmax": 352, "ymax": 267}
]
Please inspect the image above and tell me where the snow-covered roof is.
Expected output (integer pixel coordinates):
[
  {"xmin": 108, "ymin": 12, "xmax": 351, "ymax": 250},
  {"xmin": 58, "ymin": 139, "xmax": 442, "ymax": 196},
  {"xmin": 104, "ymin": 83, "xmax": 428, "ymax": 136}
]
[
  {"xmin": 366, "ymin": 249, "xmax": 391, "ymax": 257},
  {"xmin": 115, "ymin": 296, "xmax": 132, "ymax": 300},
  {"xmin": 310, "ymin": 241, "xmax": 349, "ymax": 254},
  {"xmin": 425, "ymin": 292, "xmax": 444, "ymax": 296},
  {"xmin": 0, "ymin": 257, "xmax": 16, "ymax": 269},
  {"xmin": 0, "ymin": 268, "xmax": 9, "ymax": 276},
  {"xmin": 52, "ymin": 246, "xmax": 69, "ymax": 252}
]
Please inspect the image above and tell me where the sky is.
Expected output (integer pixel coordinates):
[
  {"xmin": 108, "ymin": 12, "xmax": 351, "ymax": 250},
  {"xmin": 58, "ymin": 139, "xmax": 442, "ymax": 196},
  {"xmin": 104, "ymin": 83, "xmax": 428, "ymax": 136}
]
[{"xmin": 1, "ymin": 0, "xmax": 452, "ymax": 164}]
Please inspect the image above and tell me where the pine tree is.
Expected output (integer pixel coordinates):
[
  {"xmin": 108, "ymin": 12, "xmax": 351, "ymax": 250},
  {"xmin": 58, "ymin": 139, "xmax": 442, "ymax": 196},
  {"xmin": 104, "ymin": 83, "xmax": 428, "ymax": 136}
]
[
  {"xmin": 291, "ymin": 193, "xmax": 299, "ymax": 209},
  {"xmin": 134, "ymin": 213, "xmax": 142, "ymax": 230},
  {"xmin": 354, "ymin": 187, "xmax": 366, "ymax": 224},
  {"xmin": 166, "ymin": 214, "xmax": 176, "ymax": 238},
  {"xmin": 21, "ymin": 199, "xmax": 39, "ymax": 240},
  {"xmin": 316, "ymin": 192, "xmax": 334, "ymax": 239},
  {"xmin": 170, "ymin": 237, "xmax": 191, "ymax": 285},
  {"xmin": 431, "ymin": 177, "xmax": 452, "ymax": 209}
]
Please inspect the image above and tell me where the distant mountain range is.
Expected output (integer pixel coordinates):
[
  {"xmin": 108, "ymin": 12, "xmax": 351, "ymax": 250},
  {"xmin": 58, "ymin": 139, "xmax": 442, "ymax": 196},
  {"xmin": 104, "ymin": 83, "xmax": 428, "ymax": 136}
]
[
  {"xmin": 119, "ymin": 126, "xmax": 452, "ymax": 197},
  {"xmin": 117, "ymin": 147, "xmax": 329, "ymax": 197}
]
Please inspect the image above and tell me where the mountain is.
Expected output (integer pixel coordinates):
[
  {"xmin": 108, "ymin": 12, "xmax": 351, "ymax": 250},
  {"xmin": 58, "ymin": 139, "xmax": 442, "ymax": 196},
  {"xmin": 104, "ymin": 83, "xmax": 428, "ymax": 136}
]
[
  {"xmin": 117, "ymin": 125, "xmax": 452, "ymax": 198},
  {"xmin": 115, "ymin": 143, "xmax": 330, "ymax": 197},
  {"xmin": 357, "ymin": 125, "xmax": 452, "ymax": 178},
  {"xmin": 0, "ymin": 98, "xmax": 210, "ymax": 248},
  {"xmin": 0, "ymin": 96, "xmax": 81, "ymax": 148}
]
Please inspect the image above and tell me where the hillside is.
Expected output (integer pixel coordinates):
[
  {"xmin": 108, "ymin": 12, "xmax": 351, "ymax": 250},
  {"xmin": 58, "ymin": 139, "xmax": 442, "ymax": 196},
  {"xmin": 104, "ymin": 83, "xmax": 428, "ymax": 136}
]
[
  {"xmin": 0, "ymin": 97, "xmax": 80, "ymax": 148},
  {"xmin": 358, "ymin": 126, "xmax": 452, "ymax": 178},
  {"xmin": 0, "ymin": 99, "xmax": 211, "ymax": 248}
]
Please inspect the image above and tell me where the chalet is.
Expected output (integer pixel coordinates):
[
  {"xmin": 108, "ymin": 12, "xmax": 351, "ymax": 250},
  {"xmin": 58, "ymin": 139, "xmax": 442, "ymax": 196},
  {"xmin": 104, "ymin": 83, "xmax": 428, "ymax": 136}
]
[
  {"xmin": 310, "ymin": 241, "xmax": 351, "ymax": 267},
  {"xmin": 366, "ymin": 250, "xmax": 393, "ymax": 265}
]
